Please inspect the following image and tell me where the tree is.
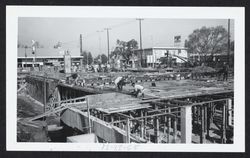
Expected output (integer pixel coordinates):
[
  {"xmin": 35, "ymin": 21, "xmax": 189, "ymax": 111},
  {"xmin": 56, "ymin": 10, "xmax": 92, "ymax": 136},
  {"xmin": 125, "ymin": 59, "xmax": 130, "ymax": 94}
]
[
  {"xmin": 81, "ymin": 51, "xmax": 93, "ymax": 65},
  {"xmin": 94, "ymin": 54, "xmax": 108, "ymax": 64},
  {"xmin": 111, "ymin": 39, "xmax": 138, "ymax": 64},
  {"xmin": 87, "ymin": 52, "xmax": 93, "ymax": 65},
  {"xmin": 185, "ymin": 26, "xmax": 228, "ymax": 64},
  {"xmin": 230, "ymin": 41, "xmax": 234, "ymax": 51}
]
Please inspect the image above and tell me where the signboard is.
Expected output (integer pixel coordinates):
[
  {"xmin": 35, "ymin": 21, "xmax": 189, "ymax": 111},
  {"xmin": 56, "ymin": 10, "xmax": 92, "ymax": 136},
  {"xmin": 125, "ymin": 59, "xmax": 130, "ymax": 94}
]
[
  {"xmin": 31, "ymin": 40, "xmax": 36, "ymax": 54},
  {"xmin": 174, "ymin": 35, "xmax": 181, "ymax": 43}
]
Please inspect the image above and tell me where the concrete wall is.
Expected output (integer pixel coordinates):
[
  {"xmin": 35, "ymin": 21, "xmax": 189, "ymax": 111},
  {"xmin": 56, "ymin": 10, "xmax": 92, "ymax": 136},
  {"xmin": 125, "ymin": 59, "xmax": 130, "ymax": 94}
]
[{"xmin": 26, "ymin": 76, "xmax": 57, "ymax": 104}]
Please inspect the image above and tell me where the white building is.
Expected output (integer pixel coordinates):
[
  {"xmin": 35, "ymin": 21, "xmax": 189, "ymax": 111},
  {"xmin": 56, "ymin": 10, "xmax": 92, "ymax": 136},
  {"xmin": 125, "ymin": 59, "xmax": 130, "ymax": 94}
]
[{"xmin": 132, "ymin": 47, "xmax": 188, "ymax": 68}]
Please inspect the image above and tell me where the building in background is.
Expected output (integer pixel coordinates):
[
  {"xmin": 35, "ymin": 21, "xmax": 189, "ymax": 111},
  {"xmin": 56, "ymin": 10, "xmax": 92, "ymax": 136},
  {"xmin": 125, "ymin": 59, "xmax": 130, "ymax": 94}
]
[
  {"xmin": 132, "ymin": 47, "xmax": 188, "ymax": 68},
  {"xmin": 17, "ymin": 47, "xmax": 83, "ymax": 69}
]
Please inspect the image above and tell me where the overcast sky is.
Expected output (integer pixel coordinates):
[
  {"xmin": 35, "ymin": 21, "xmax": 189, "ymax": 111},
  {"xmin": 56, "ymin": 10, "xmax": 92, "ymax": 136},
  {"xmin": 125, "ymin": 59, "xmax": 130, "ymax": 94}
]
[{"xmin": 18, "ymin": 18, "xmax": 234, "ymax": 57}]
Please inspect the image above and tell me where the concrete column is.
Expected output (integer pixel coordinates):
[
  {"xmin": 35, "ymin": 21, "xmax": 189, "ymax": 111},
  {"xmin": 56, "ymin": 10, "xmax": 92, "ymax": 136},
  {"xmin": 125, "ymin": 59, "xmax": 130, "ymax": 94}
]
[
  {"xmin": 180, "ymin": 105, "xmax": 192, "ymax": 143},
  {"xmin": 154, "ymin": 116, "xmax": 160, "ymax": 143},
  {"xmin": 227, "ymin": 99, "xmax": 233, "ymax": 126},
  {"xmin": 154, "ymin": 105, "xmax": 160, "ymax": 143}
]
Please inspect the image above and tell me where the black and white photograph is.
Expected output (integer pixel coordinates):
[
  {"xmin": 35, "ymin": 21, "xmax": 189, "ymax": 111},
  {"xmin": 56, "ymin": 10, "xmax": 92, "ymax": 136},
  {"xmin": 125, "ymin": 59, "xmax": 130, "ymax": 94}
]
[{"xmin": 6, "ymin": 6, "xmax": 245, "ymax": 152}]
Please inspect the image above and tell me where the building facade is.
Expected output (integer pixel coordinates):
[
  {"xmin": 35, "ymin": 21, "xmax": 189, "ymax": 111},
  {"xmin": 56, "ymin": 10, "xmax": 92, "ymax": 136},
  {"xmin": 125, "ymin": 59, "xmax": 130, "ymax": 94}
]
[
  {"xmin": 132, "ymin": 47, "xmax": 188, "ymax": 68},
  {"xmin": 17, "ymin": 56, "xmax": 83, "ymax": 68},
  {"xmin": 17, "ymin": 47, "xmax": 83, "ymax": 69}
]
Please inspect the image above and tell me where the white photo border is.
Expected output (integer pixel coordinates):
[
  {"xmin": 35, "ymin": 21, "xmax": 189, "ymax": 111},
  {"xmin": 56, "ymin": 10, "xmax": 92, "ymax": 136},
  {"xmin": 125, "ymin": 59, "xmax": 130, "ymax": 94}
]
[{"xmin": 6, "ymin": 6, "xmax": 245, "ymax": 152}]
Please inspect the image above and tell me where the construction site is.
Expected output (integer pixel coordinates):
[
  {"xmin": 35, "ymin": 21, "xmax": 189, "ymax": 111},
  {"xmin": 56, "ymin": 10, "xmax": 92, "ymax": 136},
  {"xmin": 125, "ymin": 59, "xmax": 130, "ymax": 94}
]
[
  {"xmin": 16, "ymin": 18, "xmax": 234, "ymax": 144},
  {"xmin": 17, "ymin": 59, "xmax": 234, "ymax": 144}
]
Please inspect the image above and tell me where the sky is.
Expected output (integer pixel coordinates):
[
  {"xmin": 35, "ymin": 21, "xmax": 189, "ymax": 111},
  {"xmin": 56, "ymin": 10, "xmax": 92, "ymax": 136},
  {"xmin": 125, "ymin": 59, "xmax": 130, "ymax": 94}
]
[{"xmin": 18, "ymin": 18, "xmax": 234, "ymax": 57}]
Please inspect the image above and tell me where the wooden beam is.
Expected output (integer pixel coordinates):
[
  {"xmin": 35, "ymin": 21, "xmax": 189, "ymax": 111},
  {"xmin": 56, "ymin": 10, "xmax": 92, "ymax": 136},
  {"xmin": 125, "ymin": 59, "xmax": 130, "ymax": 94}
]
[
  {"xmin": 221, "ymin": 102, "xmax": 227, "ymax": 143},
  {"xmin": 154, "ymin": 115, "xmax": 160, "ymax": 143},
  {"xmin": 126, "ymin": 118, "xmax": 130, "ymax": 143},
  {"xmin": 227, "ymin": 99, "xmax": 233, "ymax": 126},
  {"xmin": 167, "ymin": 116, "xmax": 171, "ymax": 143},
  {"xmin": 139, "ymin": 110, "xmax": 143, "ymax": 137},
  {"xmin": 87, "ymin": 97, "xmax": 91, "ymax": 133},
  {"xmin": 206, "ymin": 103, "xmax": 211, "ymax": 139},
  {"xmin": 200, "ymin": 106, "xmax": 205, "ymax": 143},
  {"xmin": 173, "ymin": 117, "xmax": 177, "ymax": 143}
]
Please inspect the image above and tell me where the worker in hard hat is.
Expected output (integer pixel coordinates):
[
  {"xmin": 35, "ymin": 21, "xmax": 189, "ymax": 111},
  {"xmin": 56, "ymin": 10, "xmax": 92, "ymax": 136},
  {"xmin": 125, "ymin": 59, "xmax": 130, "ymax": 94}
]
[
  {"xmin": 114, "ymin": 76, "xmax": 125, "ymax": 91},
  {"xmin": 131, "ymin": 82, "xmax": 145, "ymax": 98}
]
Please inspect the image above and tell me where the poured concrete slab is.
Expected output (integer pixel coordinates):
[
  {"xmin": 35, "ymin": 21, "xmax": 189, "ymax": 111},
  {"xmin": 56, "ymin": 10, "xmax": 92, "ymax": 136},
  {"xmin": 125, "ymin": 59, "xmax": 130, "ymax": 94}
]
[{"xmin": 67, "ymin": 133, "xmax": 99, "ymax": 143}]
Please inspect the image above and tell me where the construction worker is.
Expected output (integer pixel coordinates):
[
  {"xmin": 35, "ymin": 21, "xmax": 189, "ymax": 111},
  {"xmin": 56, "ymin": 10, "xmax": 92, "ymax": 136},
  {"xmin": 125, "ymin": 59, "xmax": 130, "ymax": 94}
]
[
  {"xmin": 222, "ymin": 62, "xmax": 229, "ymax": 81},
  {"xmin": 71, "ymin": 73, "xmax": 79, "ymax": 86},
  {"xmin": 114, "ymin": 76, "xmax": 125, "ymax": 91},
  {"xmin": 131, "ymin": 82, "xmax": 145, "ymax": 98}
]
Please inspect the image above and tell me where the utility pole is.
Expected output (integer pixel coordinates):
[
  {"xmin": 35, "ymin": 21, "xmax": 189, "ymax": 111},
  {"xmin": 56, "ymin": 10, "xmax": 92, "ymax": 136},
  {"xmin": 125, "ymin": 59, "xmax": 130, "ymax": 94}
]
[
  {"xmin": 97, "ymin": 30, "xmax": 103, "ymax": 63},
  {"xmin": 80, "ymin": 34, "xmax": 84, "ymax": 68},
  {"xmin": 104, "ymin": 28, "xmax": 111, "ymax": 64},
  {"xmin": 136, "ymin": 18, "xmax": 144, "ymax": 67},
  {"xmin": 227, "ymin": 19, "xmax": 231, "ymax": 67},
  {"xmin": 80, "ymin": 34, "xmax": 83, "ymax": 55},
  {"xmin": 24, "ymin": 45, "xmax": 28, "ymax": 68},
  {"xmin": 136, "ymin": 18, "xmax": 144, "ymax": 49}
]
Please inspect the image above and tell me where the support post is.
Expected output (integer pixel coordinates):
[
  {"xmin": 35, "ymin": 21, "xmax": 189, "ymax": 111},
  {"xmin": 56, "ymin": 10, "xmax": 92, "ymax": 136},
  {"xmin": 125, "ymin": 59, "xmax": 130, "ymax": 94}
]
[
  {"xmin": 227, "ymin": 99, "xmax": 233, "ymax": 126},
  {"xmin": 210, "ymin": 103, "xmax": 214, "ymax": 123},
  {"xmin": 167, "ymin": 116, "xmax": 171, "ymax": 143},
  {"xmin": 200, "ymin": 105, "xmax": 206, "ymax": 143},
  {"xmin": 43, "ymin": 79, "xmax": 46, "ymax": 114},
  {"xmin": 87, "ymin": 97, "xmax": 91, "ymax": 133},
  {"xmin": 221, "ymin": 102, "xmax": 227, "ymax": 143},
  {"xmin": 144, "ymin": 111, "xmax": 147, "ymax": 139},
  {"xmin": 164, "ymin": 105, "xmax": 167, "ymax": 135},
  {"xmin": 154, "ymin": 104, "xmax": 160, "ymax": 143},
  {"xmin": 126, "ymin": 118, "xmax": 130, "ymax": 143},
  {"xmin": 154, "ymin": 116, "xmax": 160, "ymax": 143},
  {"xmin": 206, "ymin": 103, "xmax": 211, "ymax": 139},
  {"xmin": 180, "ymin": 105, "xmax": 192, "ymax": 143},
  {"xmin": 204, "ymin": 105, "xmax": 207, "ymax": 133},
  {"xmin": 173, "ymin": 116, "xmax": 177, "ymax": 143},
  {"xmin": 140, "ymin": 110, "xmax": 144, "ymax": 138}
]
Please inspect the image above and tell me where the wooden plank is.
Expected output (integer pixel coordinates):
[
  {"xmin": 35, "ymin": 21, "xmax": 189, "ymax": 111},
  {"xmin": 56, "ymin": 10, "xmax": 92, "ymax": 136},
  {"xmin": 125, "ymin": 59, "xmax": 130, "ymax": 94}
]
[{"xmin": 221, "ymin": 102, "xmax": 227, "ymax": 143}]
